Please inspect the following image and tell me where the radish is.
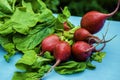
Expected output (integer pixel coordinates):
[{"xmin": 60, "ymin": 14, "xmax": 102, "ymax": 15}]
[
  {"xmin": 74, "ymin": 27, "xmax": 116, "ymax": 44},
  {"xmin": 63, "ymin": 22, "xmax": 70, "ymax": 31},
  {"xmin": 74, "ymin": 28, "xmax": 94, "ymax": 41},
  {"xmin": 39, "ymin": 34, "xmax": 60, "ymax": 55},
  {"xmin": 81, "ymin": 0, "xmax": 120, "ymax": 34},
  {"xmin": 74, "ymin": 28, "xmax": 103, "ymax": 44},
  {"xmin": 41, "ymin": 41, "xmax": 71, "ymax": 79},
  {"xmin": 72, "ymin": 41, "xmax": 93, "ymax": 61},
  {"xmin": 72, "ymin": 41, "xmax": 106, "ymax": 62},
  {"xmin": 44, "ymin": 41, "xmax": 71, "ymax": 77}
]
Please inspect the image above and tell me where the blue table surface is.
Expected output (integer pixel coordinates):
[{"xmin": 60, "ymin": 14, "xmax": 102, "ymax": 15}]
[{"xmin": 0, "ymin": 16, "xmax": 120, "ymax": 80}]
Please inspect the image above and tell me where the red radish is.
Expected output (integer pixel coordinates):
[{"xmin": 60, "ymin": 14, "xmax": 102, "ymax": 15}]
[
  {"xmin": 74, "ymin": 28, "xmax": 92, "ymax": 41},
  {"xmin": 63, "ymin": 22, "xmax": 70, "ymax": 31},
  {"xmin": 74, "ymin": 28, "xmax": 101, "ymax": 43},
  {"xmin": 47, "ymin": 41, "xmax": 71, "ymax": 73},
  {"xmin": 72, "ymin": 41, "xmax": 93, "ymax": 61},
  {"xmin": 81, "ymin": 0, "xmax": 120, "ymax": 34},
  {"xmin": 41, "ymin": 41, "xmax": 71, "ymax": 79},
  {"xmin": 72, "ymin": 41, "xmax": 106, "ymax": 62},
  {"xmin": 39, "ymin": 34, "xmax": 60, "ymax": 55}
]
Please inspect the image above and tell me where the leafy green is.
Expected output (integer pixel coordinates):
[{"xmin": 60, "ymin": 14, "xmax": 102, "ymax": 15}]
[
  {"xmin": 15, "ymin": 50, "xmax": 37, "ymax": 70},
  {"xmin": 91, "ymin": 52, "xmax": 106, "ymax": 63},
  {"xmin": 62, "ymin": 6, "xmax": 71, "ymax": 19},
  {"xmin": 86, "ymin": 61, "xmax": 96, "ymax": 70},
  {"xmin": 12, "ymin": 72, "xmax": 39, "ymax": 80},
  {"xmin": 43, "ymin": 51, "xmax": 54, "ymax": 60},
  {"xmin": 54, "ymin": 59, "xmax": 97, "ymax": 74},
  {"xmin": 12, "ymin": 65, "xmax": 50, "ymax": 80},
  {"xmin": 0, "ymin": 11, "xmax": 10, "ymax": 18},
  {"xmin": 3, "ymin": 43, "xmax": 16, "ymax": 62},
  {"xmin": 7, "ymin": 0, "xmax": 17, "ymax": 11},
  {"xmin": 32, "ymin": 53, "xmax": 54, "ymax": 69},
  {"xmin": 13, "ymin": 21, "xmax": 55, "ymax": 51},
  {"xmin": 0, "ymin": 35, "xmax": 16, "ymax": 62},
  {"xmin": 55, "ymin": 61, "xmax": 86, "ymax": 74},
  {"xmin": 0, "ymin": 0, "xmax": 60, "ymax": 61},
  {"xmin": 0, "ymin": 0, "xmax": 73, "ymax": 62},
  {"xmin": 57, "ymin": 6, "xmax": 71, "ymax": 23},
  {"xmin": 0, "ymin": 7, "xmax": 40, "ymax": 35},
  {"xmin": 13, "ymin": 50, "xmax": 53, "ymax": 80},
  {"xmin": 0, "ymin": 0, "xmax": 13, "ymax": 14}
]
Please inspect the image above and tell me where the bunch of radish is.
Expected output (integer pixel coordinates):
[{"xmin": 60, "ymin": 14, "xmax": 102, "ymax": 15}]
[{"xmin": 39, "ymin": 0, "xmax": 120, "ymax": 78}]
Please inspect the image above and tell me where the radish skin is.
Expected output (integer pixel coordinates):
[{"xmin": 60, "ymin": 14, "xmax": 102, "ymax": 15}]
[
  {"xmin": 81, "ymin": 0, "xmax": 120, "ymax": 34},
  {"xmin": 72, "ymin": 41, "xmax": 93, "ymax": 61},
  {"xmin": 39, "ymin": 34, "xmax": 60, "ymax": 55}
]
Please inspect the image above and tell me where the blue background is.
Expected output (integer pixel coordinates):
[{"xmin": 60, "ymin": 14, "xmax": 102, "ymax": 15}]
[{"xmin": 0, "ymin": 16, "xmax": 120, "ymax": 80}]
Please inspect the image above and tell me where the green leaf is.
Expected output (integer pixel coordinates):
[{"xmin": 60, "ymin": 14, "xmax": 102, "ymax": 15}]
[
  {"xmin": 12, "ymin": 0, "xmax": 56, "ymax": 51},
  {"xmin": 12, "ymin": 72, "xmax": 27, "ymax": 80},
  {"xmin": 32, "ymin": 56, "xmax": 52, "ymax": 69},
  {"xmin": 91, "ymin": 52, "xmax": 106, "ymax": 63},
  {"xmin": 0, "ymin": 0, "xmax": 13, "ymax": 13},
  {"xmin": 15, "ymin": 50, "xmax": 37, "ymax": 70},
  {"xmin": 0, "ymin": 35, "xmax": 16, "ymax": 62},
  {"xmin": 37, "ymin": 65, "xmax": 51, "ymax": 78},
  {"xmin": 7, "ymin": 0, "xmax": 17, "ymax": 11},
  {"xmin": 62, "ymin": 6, "xmax": 71, "ymax": 18},
  {"xmin": 30, "ymin": 0, "xmax": 46, "ymax": 13},
  {"xmin": 0, "ymin": 7, "xmax": 40, "ymax": 35},
  {"xmin": 3, "ymin": 43, "xmax": 16, "ymax": 62},
  {"xmin": 22, "ymin": 0, "xmax": 34, "ymax": 13},
  {"xmin": 31, "ymin": 52, "xmax": 54, "ymax": 69},
  {"xmin": 43, "ymin": 51, "xmax": 54, "ymax": 60},
  {"xmin": 15, "ymin": 50, "xmax": 52, "ymax": 71},
  {"xmin": 54, "ymin": 6, "xmax": 73, "ymax": 31},
  {"xmin": 55, "ymin": 61, "xmax": 86, "ymax": 74},
  {"xmin": 12, "ymin": 72, "xmax": 39, "ymax": 80},
  {"xmin": 86, "ymin": 61, "xmax": 96, "ymax": 70},
  {"xmin": 0, "ymin": 11, "xmax": 10, "ymax": 18},
  {"xmin": 0, "ymin": 35, "xmax": 10, "ymax": 45},
  {"xmin": 13, "ymin": 22, "xmax": 55, "ymax": 51},
  {"xmin": 12, "ymin": 65, "xmax": 50, "ymax": 80},
  {"xmin": 57, "ymin": 7, "xmax": 71, "ymax": 23}
]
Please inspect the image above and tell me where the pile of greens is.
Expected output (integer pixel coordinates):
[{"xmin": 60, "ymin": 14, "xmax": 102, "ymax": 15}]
[
  {"xmin": 0, "ymin": 0, "xmax": 70, "ymax": 61},
  {"xmin": 0, "ymin": 0, "xmax": 106, "ymax": 80}
]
